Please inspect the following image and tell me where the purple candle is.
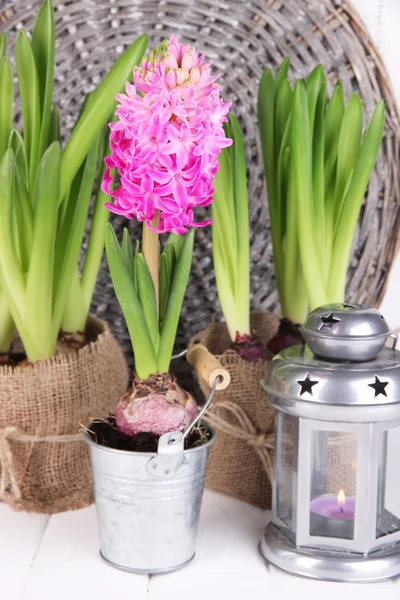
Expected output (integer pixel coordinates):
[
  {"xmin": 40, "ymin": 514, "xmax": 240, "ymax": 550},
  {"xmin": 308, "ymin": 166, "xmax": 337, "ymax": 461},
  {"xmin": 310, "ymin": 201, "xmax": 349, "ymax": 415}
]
[
  {"xmin": 311, "ymin": 490, "xmax": 355, "ymax": 520},
  {"xmin": 310, "ymin": 490, "xmax": 355, "ymax": 539}
]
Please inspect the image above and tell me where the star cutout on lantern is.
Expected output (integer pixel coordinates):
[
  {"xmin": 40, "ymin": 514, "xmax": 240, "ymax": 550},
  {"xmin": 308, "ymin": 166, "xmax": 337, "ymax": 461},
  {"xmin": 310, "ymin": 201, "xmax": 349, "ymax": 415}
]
[
  {"xmin": 297, "ymin": 374, "xmax": 319, "ymax": 396},
  {"xmin": 368, "ymin": 376, "xmax": 389, "ymax": 398},
  {"xmin": 319, "ymin": 313, "xmax": 341, "ymax": 331}
]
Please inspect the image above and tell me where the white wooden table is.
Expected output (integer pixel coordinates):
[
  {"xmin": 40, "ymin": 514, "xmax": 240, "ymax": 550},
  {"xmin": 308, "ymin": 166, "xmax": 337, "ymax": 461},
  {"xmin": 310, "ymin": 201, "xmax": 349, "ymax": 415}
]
[
  {"xmin": 1, "ymin": 489, "xmax": 400, "ymax": 600},
  {"xmin": 2, "ymin": 1, "xmax": 400, "ymax": 598}
]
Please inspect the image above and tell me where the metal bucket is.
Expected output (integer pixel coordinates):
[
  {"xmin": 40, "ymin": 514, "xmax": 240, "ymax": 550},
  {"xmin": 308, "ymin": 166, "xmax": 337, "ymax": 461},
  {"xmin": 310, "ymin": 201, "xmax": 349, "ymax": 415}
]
[{"xmin": 83, "ymin": 426, "xmax": 215, "ymax": 574}]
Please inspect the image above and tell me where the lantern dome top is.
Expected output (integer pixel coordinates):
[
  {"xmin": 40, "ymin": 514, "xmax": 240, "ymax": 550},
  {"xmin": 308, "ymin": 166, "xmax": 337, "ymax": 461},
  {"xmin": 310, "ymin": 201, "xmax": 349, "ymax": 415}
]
[
  {"xmin": 262, "ymin": 305, "xmax": 400, "ymax": 422},
  {"xmin": 301, "ymin": 303, "xmax": 391, "ymax": 361}
]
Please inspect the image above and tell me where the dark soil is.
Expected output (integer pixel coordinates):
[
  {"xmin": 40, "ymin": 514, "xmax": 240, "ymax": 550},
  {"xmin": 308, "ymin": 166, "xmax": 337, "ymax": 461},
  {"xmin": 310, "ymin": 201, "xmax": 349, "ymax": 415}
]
[
  {"xmin": 87, "ymin": 416, "xmax": 210, "ymax": 452},
  {"xmin": 0, "ymin": 352, "xmax": 28, "ymax": 368},
  {"xmin": 230, "ymin": 332, "xmax": 273, "ymax": 363},
  {"xmin": 57, "ymin": 329, "xmax": 89, "ymax": 351},
  {"xmin": 266, "ymin": 318, "xmax": 303, "ymax": 355},
  {"xmin": 0, "ymin": 330, "xmax": 92, "ymax": 368}
]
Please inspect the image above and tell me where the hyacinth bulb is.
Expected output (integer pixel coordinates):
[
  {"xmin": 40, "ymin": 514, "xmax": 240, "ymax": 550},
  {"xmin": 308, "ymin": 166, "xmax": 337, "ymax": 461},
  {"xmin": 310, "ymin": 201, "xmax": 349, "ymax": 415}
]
[
  {"xmin": 231, "ymin": 332, "xmax": 273, "ymax": 363},
  {"xmin": 115, "ymin": 373, "xmax": 198, "ymax": 437},
  {"xmin": 102, "ymin": 35, "xmax": 232, "ymax": 234},
  {"xmin": 266, "ymin": 318, "xmax": 304, "ymax": 356}
]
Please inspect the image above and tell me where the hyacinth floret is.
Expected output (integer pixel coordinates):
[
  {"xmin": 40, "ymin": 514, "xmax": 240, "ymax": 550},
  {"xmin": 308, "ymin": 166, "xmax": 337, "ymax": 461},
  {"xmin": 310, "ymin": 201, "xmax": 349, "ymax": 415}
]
[{"xmin": 102, "ymin": 35, "xmax": 232, "ymax": 234}]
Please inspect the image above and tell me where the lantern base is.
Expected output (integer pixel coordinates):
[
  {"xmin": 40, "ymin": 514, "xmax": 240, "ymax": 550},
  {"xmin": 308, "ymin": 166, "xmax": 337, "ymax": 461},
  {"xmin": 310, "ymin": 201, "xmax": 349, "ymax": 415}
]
[{"xmin": 260, "ymin": 522, "xmax": 400, "ymax": 583}]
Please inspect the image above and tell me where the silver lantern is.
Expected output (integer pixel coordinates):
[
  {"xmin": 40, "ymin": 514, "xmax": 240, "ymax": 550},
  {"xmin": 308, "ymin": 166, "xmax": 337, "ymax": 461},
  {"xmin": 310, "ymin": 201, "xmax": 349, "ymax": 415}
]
[{"xmin": 259, "ymin": 304, "xmax": 400, "ymax": 583}]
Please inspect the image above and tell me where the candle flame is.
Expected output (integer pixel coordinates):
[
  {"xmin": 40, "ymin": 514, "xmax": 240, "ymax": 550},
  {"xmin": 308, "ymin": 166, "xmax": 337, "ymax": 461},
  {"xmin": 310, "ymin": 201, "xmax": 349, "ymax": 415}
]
[{"xmin": 338, "ymin": 489, "xmax": 346, "ymax": 506}]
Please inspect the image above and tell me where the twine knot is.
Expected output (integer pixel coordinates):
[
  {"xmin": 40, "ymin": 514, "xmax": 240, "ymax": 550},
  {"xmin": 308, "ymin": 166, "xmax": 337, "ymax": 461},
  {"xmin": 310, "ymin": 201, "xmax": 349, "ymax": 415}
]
[
  {"xmin": 0, "ymin": 427, "xmax": 22, "ymax": 500},
  {"xmin": 248, "ymin": 432, "xmax": 273, "ymax": 451},
  {"xmin": 204, "ymin": 401, "xmax": 274, "ymax": 483}
]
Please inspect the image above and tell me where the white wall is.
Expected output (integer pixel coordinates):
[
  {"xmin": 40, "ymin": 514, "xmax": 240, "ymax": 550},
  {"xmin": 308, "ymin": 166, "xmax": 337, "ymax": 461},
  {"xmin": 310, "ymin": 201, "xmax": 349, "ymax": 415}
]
[{"xmin": 351, "ymin": 0, "xmax": 400, "ymax": 329}]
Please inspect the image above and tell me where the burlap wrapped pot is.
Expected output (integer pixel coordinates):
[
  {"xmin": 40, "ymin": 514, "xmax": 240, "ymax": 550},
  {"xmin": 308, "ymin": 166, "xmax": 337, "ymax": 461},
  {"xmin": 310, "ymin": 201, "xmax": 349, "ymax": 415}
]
[
  {"xmin": 0, "ymin": 316, "xmax": 129, "ymax": 514},
  {"xmin": 195, "ymin": 312, "xmax": 280, "ymax": 509}
]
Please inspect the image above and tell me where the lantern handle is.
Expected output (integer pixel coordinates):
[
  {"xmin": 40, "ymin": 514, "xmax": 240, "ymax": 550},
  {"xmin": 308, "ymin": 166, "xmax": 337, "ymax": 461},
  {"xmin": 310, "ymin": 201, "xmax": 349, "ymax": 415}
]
[{"xmin": 389, "ymin": 332, "xmax": 398, "ymax": 350}]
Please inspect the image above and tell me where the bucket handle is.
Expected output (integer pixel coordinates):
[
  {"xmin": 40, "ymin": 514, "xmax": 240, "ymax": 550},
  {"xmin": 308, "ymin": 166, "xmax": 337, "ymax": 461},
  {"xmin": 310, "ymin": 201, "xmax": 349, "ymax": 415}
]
[
  {"xmin": 168, "ymin": 342, "xmax": 231, "ymax": 445},
  {"xmin": 173, "ymin": 343, "xmax": 231, "ymax": 391},
  {"xmin": 168, "ymin": 372, "xmax": 222, "ymax": 447},
  {"xmin": 146, "ymin": 374, "xmax": 224, "ymax": 477},
  {"xmin": 147, "ymin": 344, "xmax": 231, "ymax": 475}
]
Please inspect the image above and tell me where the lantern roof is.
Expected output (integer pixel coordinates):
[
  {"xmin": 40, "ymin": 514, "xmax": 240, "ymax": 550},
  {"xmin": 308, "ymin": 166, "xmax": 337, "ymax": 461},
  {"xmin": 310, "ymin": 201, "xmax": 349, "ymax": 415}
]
[
  {"xmin": 262, "ymin": 304, "xmax": 400, "ymax": 422},
  {"xmin": 301, "ymin": 303, "xmax": 391, "ymax": 361}
]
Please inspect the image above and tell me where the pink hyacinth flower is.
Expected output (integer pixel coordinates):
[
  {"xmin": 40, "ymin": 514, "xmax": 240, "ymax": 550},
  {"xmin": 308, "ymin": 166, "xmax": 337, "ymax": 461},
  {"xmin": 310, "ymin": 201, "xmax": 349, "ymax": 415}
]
[{"xmin": 102, "ymin": 35, "xmax": 232, "ymax": 234}]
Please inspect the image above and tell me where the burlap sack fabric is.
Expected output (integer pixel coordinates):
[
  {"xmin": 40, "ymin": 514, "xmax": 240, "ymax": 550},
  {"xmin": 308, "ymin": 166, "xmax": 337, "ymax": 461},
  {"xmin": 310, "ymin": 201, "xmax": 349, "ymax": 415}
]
[
  {"xmin": 326, "ymin": 433, "xmax": 357, "ymax": 496},
  {"xmin": 196, "ymin": 312, "xmax": 280, "ymax": 509},
  {"xmin": 0, "ymin": 316, "xmax": 129, "ymax": 514}
]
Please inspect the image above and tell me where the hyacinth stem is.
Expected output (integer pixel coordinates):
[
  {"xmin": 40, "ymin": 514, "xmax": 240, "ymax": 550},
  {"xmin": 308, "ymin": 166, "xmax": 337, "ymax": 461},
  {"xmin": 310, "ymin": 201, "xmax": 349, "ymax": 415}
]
[{"xmin": 142, "ymin": 211, "xmax": 160, "ymax": 315}]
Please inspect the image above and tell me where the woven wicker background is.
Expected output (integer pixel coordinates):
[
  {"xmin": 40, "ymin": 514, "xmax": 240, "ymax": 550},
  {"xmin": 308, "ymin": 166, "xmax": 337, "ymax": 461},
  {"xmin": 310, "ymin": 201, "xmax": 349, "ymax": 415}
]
[{"xmin": 1, "ymin": 0, "xmax": 400, "ymax": 376}]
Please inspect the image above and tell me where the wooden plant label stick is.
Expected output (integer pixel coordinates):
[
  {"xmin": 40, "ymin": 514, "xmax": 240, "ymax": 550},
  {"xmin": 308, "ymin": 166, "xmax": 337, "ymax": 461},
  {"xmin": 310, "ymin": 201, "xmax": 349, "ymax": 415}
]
[{"xmin": 142, "ymin": 211, "xmax": 160, "ymax": 315}]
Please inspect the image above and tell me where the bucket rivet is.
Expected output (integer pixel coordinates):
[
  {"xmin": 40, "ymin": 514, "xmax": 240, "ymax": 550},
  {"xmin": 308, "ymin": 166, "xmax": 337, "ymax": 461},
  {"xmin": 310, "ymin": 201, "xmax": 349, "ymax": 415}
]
[{"xmin": 165, "ymin": 469, "xmax": 170, "ymax": 475}]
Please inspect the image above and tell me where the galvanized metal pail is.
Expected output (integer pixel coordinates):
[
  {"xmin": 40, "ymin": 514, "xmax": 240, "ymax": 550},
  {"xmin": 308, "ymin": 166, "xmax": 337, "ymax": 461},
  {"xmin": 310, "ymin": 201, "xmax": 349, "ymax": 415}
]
[{"xmin": 84, "ymin": 426, "xmax": 215, "ymax": 574}]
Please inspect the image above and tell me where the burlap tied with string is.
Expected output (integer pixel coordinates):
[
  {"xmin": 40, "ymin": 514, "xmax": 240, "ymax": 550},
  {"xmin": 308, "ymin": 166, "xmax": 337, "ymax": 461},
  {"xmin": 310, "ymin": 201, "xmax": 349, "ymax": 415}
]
[
  {"xmin": 195, "ymin": 313, "xmax": 280, "ymax": 509},
  {"xmin": 0, "ymin": 316, "xmax": 128, "ymax": 514}
]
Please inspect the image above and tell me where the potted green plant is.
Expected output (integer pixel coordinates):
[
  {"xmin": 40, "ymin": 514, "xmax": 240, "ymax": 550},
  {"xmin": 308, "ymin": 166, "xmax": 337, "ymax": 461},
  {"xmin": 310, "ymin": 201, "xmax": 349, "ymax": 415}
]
[
  {"xmin": 0, "ymin": 0, "xmax": 147, "ymax": 513},
  {"xmin": 83, "ymin": 35, "xmax": 232, "ymax": 573}
]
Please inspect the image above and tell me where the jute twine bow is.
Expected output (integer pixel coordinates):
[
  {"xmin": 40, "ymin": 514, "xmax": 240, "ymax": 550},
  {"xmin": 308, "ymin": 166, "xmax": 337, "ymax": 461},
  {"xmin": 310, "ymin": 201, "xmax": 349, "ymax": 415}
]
[
  {"xmin": 204, "ymin": 401, "xmax": 275, "ymax": 483},
  {"xmin": 0, "ymin": 426, "xmax": 81, "ymax": 501}
]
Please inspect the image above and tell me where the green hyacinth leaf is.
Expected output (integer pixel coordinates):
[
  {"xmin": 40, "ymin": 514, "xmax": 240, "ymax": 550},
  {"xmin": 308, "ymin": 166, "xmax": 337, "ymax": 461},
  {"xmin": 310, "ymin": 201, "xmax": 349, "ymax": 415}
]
[{"xmin": 105, "ymin": 224, "xmax": 158, "ymax": 379}]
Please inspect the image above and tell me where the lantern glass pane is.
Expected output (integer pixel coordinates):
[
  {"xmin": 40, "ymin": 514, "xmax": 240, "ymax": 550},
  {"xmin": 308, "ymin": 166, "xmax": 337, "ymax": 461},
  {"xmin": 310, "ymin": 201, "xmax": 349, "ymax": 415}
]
[
  {"xmin": 309, "ymin": 430, "xmax": 357, "ymax": 540},
  {"xmin": 277, "ymin": 413, "xmax": 296, "ymax": 529},
  {"xmin": 376, "ymin": 427, "xmax": 400, "ymax": 538}
]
